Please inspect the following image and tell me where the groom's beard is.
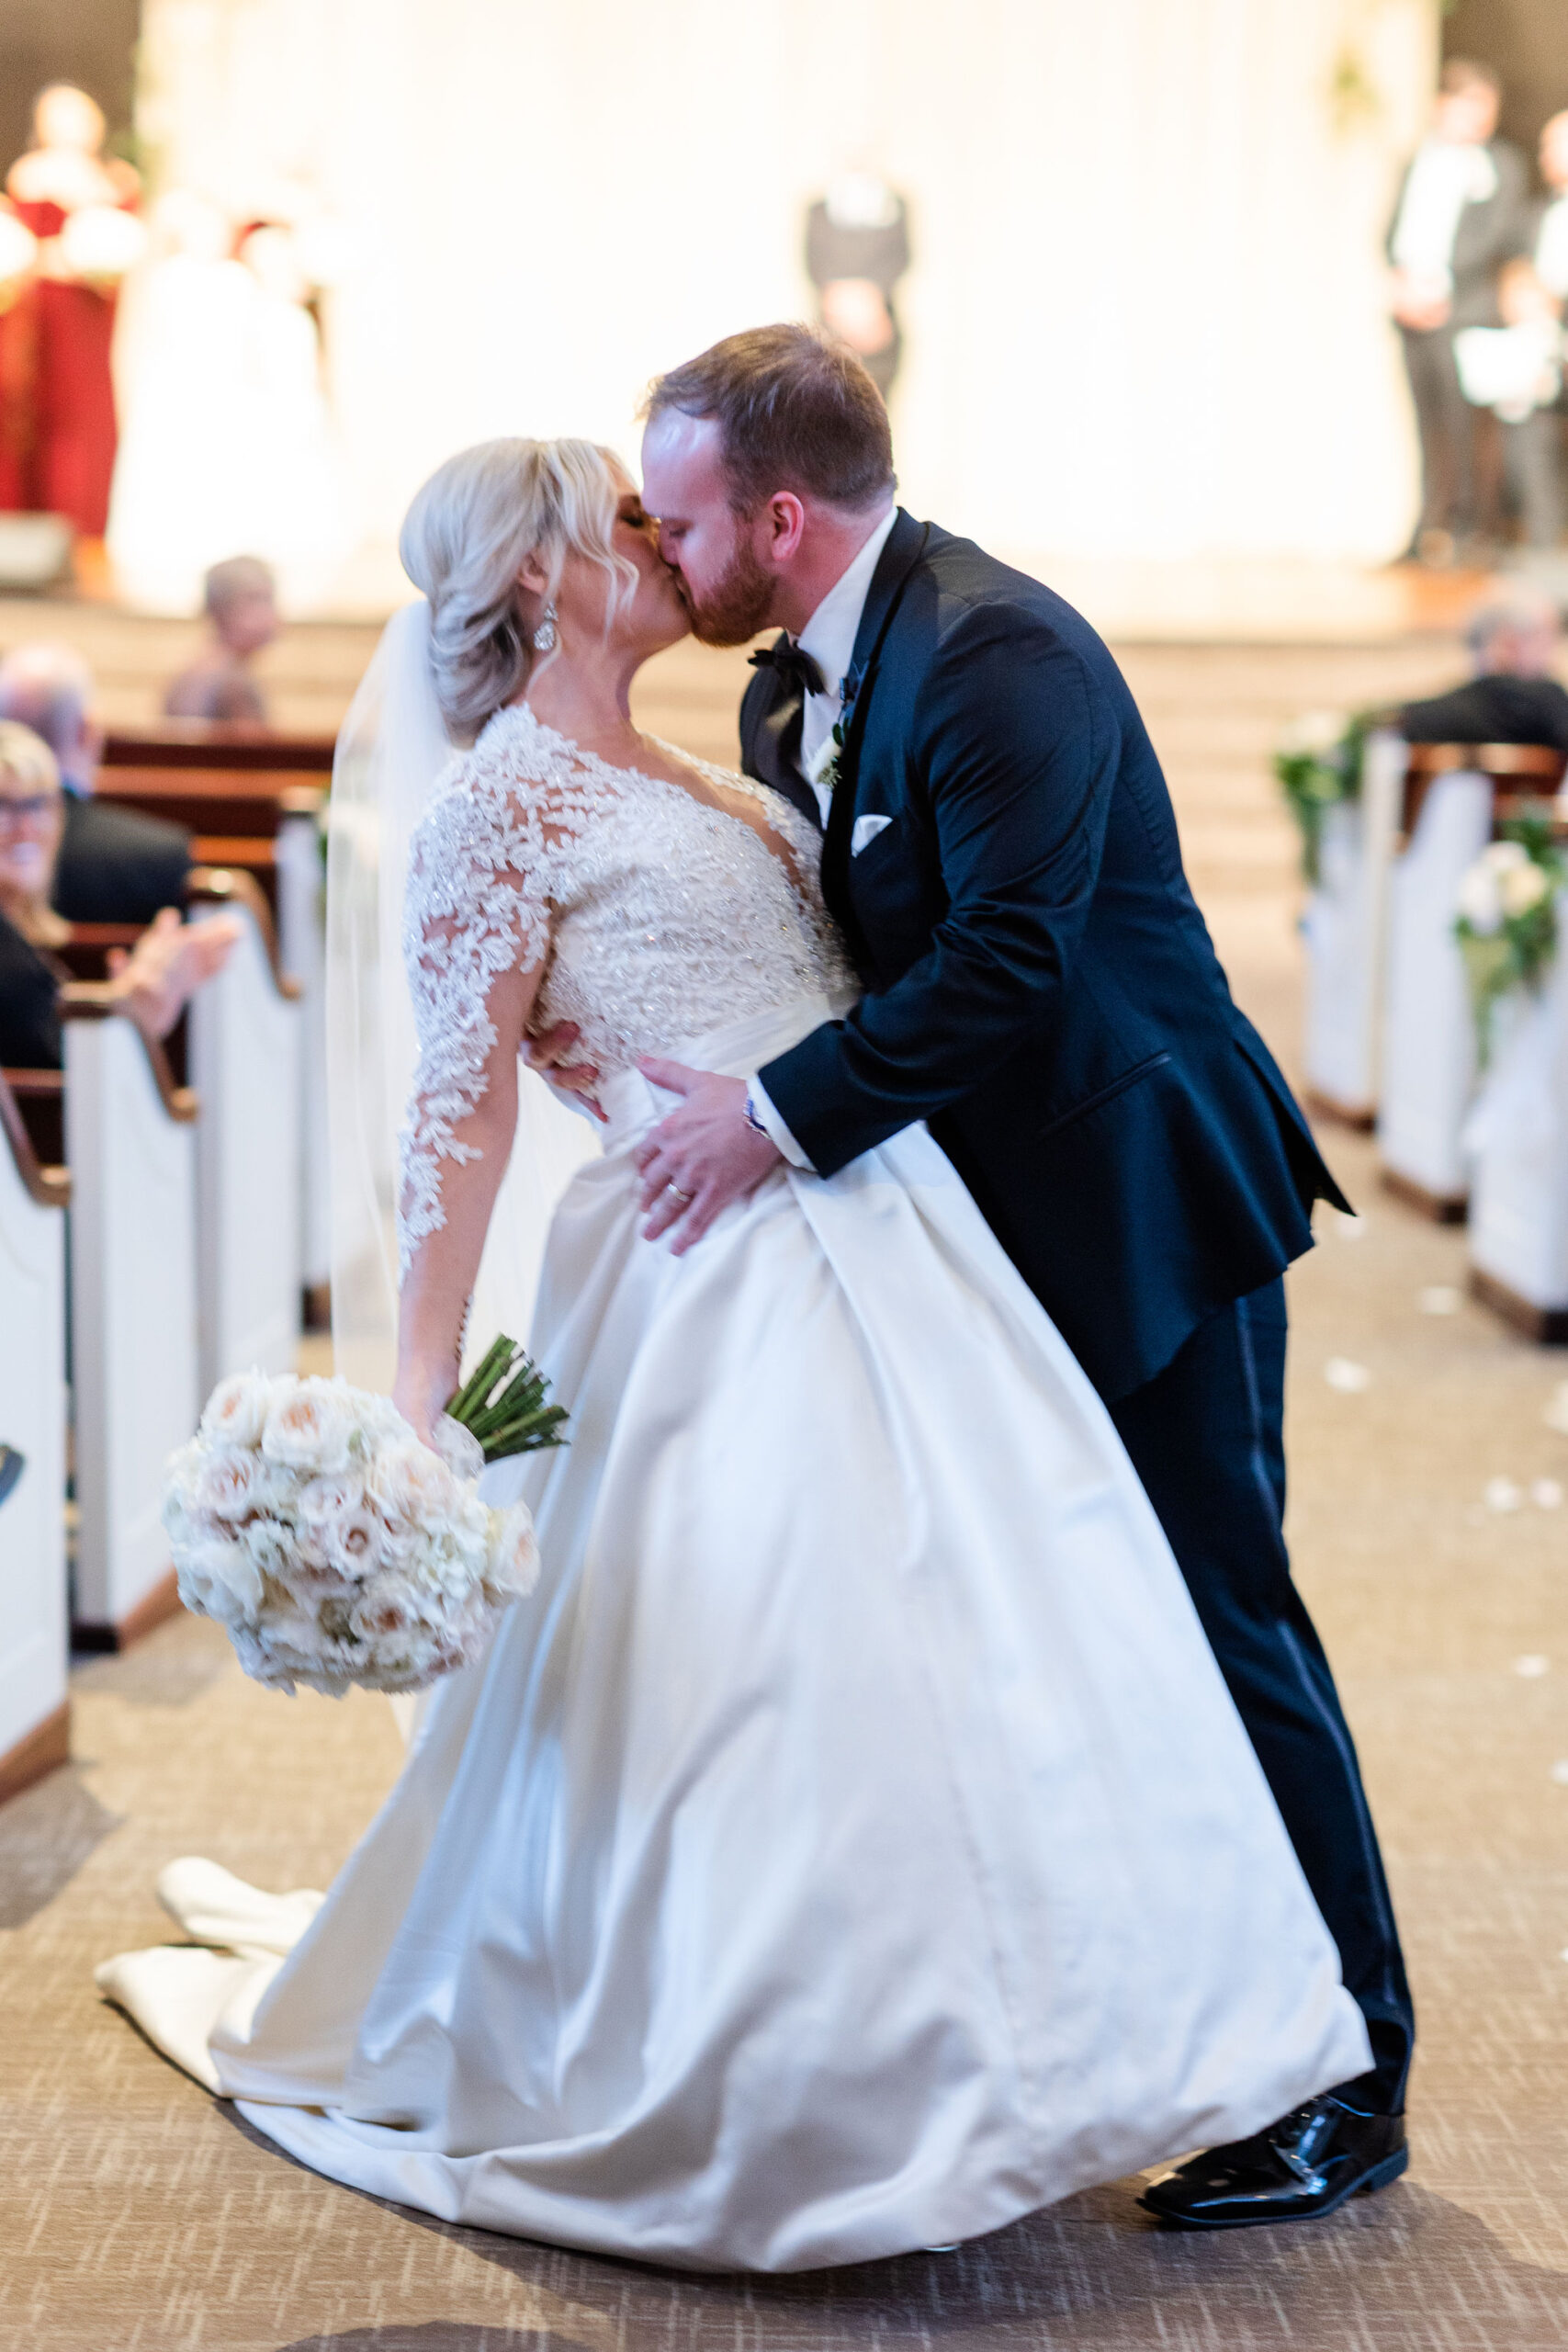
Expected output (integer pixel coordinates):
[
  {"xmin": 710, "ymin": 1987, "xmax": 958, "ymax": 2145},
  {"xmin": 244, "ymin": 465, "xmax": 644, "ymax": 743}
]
[{"xmin": 678, "ymin": 535, "xmax": 776, "ymax": 648}]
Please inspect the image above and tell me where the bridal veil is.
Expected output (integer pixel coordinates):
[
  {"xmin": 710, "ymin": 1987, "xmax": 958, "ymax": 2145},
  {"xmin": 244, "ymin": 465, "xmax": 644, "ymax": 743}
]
[{"xmin": 323, "ymin": 601, "xmax": 597, "ymax": 1389}]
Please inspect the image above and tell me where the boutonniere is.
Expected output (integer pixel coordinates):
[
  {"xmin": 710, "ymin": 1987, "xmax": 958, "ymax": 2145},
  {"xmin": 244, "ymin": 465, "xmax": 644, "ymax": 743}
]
[
  {"xmin": 812, "ymin": 662, "xmax": 864, "ymax": 798},
  {"xmin": 811, "ymin": 718, "xmax": 847, "ymax": 799}
]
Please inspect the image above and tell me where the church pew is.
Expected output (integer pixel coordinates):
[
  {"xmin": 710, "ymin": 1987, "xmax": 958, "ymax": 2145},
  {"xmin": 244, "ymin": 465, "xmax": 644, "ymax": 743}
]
[
  {"xmin": 101, "ymin": 725, "xmax": 337, "ymax": 775},
  {"xmin": 62, "ymin": 994, "xmax": 200, "ymax": 1649},
  {"xmin": 1465, "ymin": 865, "xmax": 1568, "ymax": 1344},
  {"xmin": 1377, "ymin": 744, "xmax": 1567, "ymax": 1222},
  {"xmin": 186, "ymin": 870, "xmax": 304, "ymax": 1398},
  {"xmin": 96, "ymin": 741, "xmax": 333, "ymax": 1319},
  {"xmin": 1300, "ymin": 728, "xmax": 1404, "ymax": 1129},
  {"xmin": 0, "ymin": 1074, "xmax": 70, "ymax": 1802},
  {"xmin": 87, "ymin": 768, "xmax": 325, "ymax": 920}
]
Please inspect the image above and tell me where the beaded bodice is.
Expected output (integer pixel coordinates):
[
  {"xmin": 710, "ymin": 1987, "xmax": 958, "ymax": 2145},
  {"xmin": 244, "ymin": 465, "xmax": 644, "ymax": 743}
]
[{"xmin": 398, "ymin": 703, "xmax": 852, "ymax": 1271}]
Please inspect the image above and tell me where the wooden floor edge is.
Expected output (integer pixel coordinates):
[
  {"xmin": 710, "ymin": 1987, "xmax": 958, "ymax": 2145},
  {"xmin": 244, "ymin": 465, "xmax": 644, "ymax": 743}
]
[
  {"xmin": 72, "ymin": 1566, "xmax": 183, "ymax": 1655},
  {"xmin": 1305, "ymin": 1090, "xmax": 1377, "ymax": 1134},
  {"xmin": 0, "ymin": 1700, "xmax": 70, "ymax": 1805},
  {"xmin": 1469, "ymin": 1266, "xmax": 1568, "ymax": 1347},
  {"xmin": 1380, "ymin": 1166, "xmax": 1470, "ymax": 1226}
]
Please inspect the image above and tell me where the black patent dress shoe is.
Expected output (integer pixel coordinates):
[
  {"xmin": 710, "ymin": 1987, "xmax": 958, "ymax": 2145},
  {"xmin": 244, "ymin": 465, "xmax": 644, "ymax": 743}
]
[{"xmin": 1138, "ymin": 2095, "xmax": 1407, "ymax": 2229}]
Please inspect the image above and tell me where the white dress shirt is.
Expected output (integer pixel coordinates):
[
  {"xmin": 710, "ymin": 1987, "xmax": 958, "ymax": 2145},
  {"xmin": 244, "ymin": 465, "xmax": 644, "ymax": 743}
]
[
  {"xmin": 747, "ymin": 503, "xmax": 898, "ymax": 1169},
  {"xmin": 1537, "ymin": 195, "xmax": 1568, "ymax": 302},
  {"xmin": 1390, "ymin": 138, "xmax": 1498, "ymax": 293},
  {"xmin": 795, "ymin": 503, "xmax": 899, "ymax": 824}
]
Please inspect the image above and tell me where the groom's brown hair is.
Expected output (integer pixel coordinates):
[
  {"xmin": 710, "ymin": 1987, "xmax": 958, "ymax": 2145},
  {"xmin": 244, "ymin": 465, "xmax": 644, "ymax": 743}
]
[{"xmin": 643, "ymin": 324, "xmax": 895, "ymax": 514}]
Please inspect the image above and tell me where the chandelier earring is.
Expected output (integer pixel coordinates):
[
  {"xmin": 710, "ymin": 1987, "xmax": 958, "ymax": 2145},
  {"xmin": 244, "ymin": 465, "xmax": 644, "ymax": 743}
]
[{"xmin": 532, "ymin": 600, "xmax": 558, "ymax": 654}]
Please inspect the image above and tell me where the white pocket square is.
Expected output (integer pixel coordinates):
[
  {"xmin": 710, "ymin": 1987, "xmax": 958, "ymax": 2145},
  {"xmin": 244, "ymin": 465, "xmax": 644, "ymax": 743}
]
[{"xmin": 851, "ymin": 813, "xmax": 894, "ymax": 856}]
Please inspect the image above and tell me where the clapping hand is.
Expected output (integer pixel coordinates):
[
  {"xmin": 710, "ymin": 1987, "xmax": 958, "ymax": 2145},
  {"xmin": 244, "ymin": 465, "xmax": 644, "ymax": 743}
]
[{"xmin": 106, "ymin": 907, "xmax": 243, "ymax": 1041}]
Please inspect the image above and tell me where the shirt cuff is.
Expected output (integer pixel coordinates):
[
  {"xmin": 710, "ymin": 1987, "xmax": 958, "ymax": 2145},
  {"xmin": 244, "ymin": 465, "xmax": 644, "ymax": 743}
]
[{"xmin": 745, "ymin": 1074, "xmax": 816, "ymax": 1171}]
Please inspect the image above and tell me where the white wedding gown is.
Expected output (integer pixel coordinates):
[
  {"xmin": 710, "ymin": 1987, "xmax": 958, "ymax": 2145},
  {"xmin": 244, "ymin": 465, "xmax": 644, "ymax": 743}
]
[{"xmin": 99, "ymin": 705, "xmax": 1370, "ymax": 2271}]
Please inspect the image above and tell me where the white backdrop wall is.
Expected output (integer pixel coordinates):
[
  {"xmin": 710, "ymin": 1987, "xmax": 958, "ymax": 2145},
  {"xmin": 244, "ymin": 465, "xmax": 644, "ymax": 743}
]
[{"xmin": 135, "ymin": 0, "xmax": 1436, "ymax": 568}]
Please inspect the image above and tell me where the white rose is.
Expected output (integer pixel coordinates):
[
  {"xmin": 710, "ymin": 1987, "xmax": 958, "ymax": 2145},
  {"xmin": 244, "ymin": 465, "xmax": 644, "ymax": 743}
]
[
  {"xmin": 1501, "ymin": 859, "xmax": 1551, "ymax": 919},
  {"xmin": 194, "ymin": 1445, "xmax": 276, "ymax": 1525},
  {"xmin": 262, "ymin": 1377, "xmax": 356, "ymax": 1474},
  {"xmin": 199, "ymin": 1369, "xmax": 273, "ymax": 1450},
  {"xmin": 1457, "ymin": 856, "xmax": 1506, "ymax": 933},
  {"xmin": 177, "ymin": 1535, "xmax": 264, "ymax": 1625},
  {"xmin": 1281, "ymin": 709, "xmax": 1348, "ymax": 757},
  {"xmin": 348, "ymin": 1575, "xmax": 432, "ymax": 1644},
  {"xmin": 484, "ymin": 1502, "xmax": 539, "ymax": 1599},
  {"xmin": 334, "ymin": 1510, "xmax": 389, "ymax": 1580},
  {"xmin": 427, "ymin": 1414, "xmax": 485, "ymax": 1482},
  {"xmin": 297, "ymin": 1467, "xmax": 367, "ymax": 1534},
  {"xmin": 238, "ymin": 1516, "xmax": 295, "ymax": 1578},
  {"xmin": 367, "ymin": 1438, "xmax": 462, "ymax": 1530},
  {"xmin": 353, "ymin": 1393, "xmax": 412, "ymax": 1450}
]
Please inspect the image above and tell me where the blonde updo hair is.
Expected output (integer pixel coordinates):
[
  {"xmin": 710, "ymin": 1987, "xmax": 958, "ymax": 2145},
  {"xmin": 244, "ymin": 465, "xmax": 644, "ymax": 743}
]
[{"xmin": 400, "ymin": 437, "xmax": 638, "ymax": 741}]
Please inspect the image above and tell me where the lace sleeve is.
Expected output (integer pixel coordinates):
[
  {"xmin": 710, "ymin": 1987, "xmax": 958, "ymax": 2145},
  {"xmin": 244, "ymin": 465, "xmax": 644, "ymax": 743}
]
[{"xmin": 397, "ymin": 770, "xmax": 558, "ymax": 1277}]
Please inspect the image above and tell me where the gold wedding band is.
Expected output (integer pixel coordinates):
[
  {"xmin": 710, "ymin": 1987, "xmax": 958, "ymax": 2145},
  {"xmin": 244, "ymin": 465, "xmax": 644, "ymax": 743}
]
[{"xmin": 667, "ymin": 1183, "xmax": 694, "ymax": 1204}]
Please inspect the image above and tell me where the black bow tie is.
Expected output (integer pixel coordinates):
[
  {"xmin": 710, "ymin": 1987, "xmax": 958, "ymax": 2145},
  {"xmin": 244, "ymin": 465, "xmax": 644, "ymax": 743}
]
[{"xmin": 749, "ymin": 639, "xmax": 827, "ymax": 702}]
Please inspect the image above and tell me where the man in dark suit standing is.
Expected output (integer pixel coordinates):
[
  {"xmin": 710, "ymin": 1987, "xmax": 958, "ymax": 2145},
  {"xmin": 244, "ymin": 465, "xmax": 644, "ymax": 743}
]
[
  {"xmin": 629, "ymin": 324, "xmax": 1414, "ymax": 2229},
  {"xmin": 1388, "ymin": 59, "xmax": 1529, "ymax": 565}
]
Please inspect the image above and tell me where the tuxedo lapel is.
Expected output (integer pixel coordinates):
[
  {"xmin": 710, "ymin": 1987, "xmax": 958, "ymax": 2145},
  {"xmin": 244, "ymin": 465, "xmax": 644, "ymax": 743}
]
[{"xmin": 821, "ymin": 510, "xmax": 930, "ymax": 893}]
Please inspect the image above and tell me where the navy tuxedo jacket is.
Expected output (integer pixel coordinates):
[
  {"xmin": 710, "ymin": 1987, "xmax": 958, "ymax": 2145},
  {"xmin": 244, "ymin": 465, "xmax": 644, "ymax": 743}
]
[{"xmin": 742, "ymin": 510, "xmax": 1348, "ymax": 1403}]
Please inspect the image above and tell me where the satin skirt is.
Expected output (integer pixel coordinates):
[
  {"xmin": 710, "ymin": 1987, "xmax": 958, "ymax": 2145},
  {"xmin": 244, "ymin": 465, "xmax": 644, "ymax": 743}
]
[{"xmin": 98, "ymin": 995, "xmax": 1370, "ymax": 2272}]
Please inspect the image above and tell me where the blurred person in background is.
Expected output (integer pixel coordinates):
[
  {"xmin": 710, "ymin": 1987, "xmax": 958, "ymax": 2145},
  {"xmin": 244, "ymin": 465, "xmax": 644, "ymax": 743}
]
[
  {"xmin": 0, "ymin": 644, "xmax": 191, "ymax": 920},
  {"xmin": 0, "ymin": 85, "xmax": 143, "ymax": 567},
  {"xmin": 806, "ymin": 170, "xmax": 910, "ymax": 402},
  {"xmin": 1399, "ymin": 584, "xmax": 1568, "ymax": 749},
  {"xmin": 1535, "ymin": 110, "xmax": 1568, "ymax": 308},
  {"xmin": 0, "ymin": 718, "xmax": 236, "ymax": 1067},
  {"xmin": 1388, "ymin": 60, "xmax": 1528, "ymax": 568},
  {"xmin": 1454, "ymin": 256, "xmax": 1563, "ymax": 552},
  {"xmin": 164, "ymin": 554, "xmax": 277, "ymax": 725}
]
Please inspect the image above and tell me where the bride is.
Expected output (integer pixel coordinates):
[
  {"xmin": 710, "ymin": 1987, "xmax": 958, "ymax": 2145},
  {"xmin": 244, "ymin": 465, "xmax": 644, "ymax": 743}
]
[{"xmin": 97, "ymin": 435, "xmax": 1370, "ymax": 2272}]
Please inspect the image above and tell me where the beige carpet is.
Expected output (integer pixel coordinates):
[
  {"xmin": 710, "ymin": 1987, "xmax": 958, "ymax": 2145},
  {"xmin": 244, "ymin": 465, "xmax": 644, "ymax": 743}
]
[{"xmin": 5, "ymin": 626, "xmax": 1568, "ymax": 2351}]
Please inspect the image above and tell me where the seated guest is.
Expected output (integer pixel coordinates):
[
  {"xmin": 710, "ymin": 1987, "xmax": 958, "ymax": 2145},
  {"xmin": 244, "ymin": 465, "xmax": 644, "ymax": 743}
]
[
  {"xmin": 163, "ymin": 554, "xmax": 278, "ymax": 725},
  {"xmin": 0, "ymin": 643, "xmax": 191, "ymax": 922},
  {"xmin": 1400, "ymin": 587, "xmax": 1568, "ymax": 748},
  {"xmin": 0, "ymin": 719, "xmax": 237, "ymax": 1068}
]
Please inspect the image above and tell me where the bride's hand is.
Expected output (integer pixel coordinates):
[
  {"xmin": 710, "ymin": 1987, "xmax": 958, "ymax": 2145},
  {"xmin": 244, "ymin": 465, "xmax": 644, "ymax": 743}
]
[{"xmin": 392, "ymin": 1357, "xmax": 458, "ymax": 1446}]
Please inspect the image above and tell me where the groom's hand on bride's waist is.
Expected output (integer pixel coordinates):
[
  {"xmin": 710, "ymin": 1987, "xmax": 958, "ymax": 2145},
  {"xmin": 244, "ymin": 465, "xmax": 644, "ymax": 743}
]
[{"xmin": 635, "ymin": 1061, "xmax": 782, "ymax": 1253}]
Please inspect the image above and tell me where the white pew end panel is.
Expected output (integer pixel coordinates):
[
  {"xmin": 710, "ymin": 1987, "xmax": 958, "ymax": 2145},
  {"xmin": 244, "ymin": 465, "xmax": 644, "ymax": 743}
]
[
  {"xmin": 1466, "ymin": 888, "xmax": 1568, "ymax": 1344},
  {"xmin": 187, "ymin": 871, "xmax": 303, "ymax": 1403},
  {"xmin": 64, "ymin": 1001, "xmax": 199, "ymax": 1649},
  {"xmin": 1302, "ymin": 728, "xmax": 1404, "ymax": 1128},
  {"xmin": 0, "ymin": 1077, "xmax": 70, "ymax": 1802},
  {"xmin": 1378, "ymin": 766, "xmax": 1493, "ymax": 1221}
]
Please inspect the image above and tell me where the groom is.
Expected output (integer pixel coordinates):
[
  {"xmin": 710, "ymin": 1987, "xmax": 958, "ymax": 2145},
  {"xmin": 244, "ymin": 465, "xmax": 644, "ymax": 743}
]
[{"xmin": 630, "ymin": 324, "xmax": 1413, "ymax": 2227}]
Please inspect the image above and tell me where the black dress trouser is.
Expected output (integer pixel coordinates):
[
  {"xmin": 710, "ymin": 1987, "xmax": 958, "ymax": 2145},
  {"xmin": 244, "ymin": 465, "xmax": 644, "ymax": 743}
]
[
  {"xmin": 1108, "ymin": 1278, "xmax": 1415, "ymax": 2114},
  {"xmin": 1399, "ymin": 322, "xmax": 1477, "ymax": 540}
]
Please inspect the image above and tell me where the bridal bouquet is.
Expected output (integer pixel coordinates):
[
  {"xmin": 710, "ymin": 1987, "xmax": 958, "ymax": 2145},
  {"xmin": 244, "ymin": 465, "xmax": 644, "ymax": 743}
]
[{"xmin": 162, "ymin": 1338, "xmax": 568, "ymax": 1697}]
